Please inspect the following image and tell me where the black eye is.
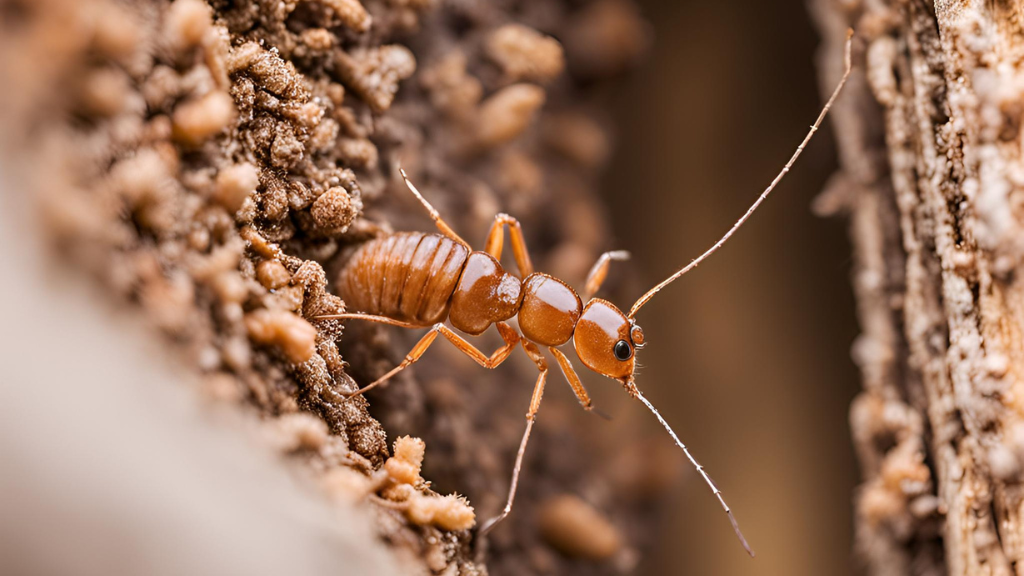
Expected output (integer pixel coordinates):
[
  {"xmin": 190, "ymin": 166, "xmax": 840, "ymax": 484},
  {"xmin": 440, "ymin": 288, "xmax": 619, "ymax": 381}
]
[{"xmin": 613, "ymin": 340, "xmax": 632, "ymax": 361}]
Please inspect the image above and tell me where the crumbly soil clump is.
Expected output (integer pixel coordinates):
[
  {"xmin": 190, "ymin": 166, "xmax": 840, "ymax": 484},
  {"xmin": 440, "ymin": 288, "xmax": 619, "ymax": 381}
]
[{"xmin": 0, "ymin": 0, "xmax": 665, "ymax": 573}]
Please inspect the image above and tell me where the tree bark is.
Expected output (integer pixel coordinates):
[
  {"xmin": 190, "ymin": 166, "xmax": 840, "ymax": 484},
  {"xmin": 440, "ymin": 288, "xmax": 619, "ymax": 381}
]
[{"xmin": 813, "ymin": 1, "xmax": 1024, "ymax": 574}]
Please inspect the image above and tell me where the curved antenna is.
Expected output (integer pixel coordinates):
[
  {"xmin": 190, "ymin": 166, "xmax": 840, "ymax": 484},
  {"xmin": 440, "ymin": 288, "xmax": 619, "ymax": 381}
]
[
  {"xmin": 629, "ymin": 31, "xmax": 854, "ymax": 319},
  {"xmin": 634, "ymin": 386, "xmax": 754, "ymax": 557}
]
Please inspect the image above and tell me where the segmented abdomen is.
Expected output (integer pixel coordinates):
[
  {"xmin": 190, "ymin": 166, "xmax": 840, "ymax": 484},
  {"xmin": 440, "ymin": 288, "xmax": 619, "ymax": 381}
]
[{"xmin": 337, "ymin": 232, "xmax": 469, "ymax": 326}]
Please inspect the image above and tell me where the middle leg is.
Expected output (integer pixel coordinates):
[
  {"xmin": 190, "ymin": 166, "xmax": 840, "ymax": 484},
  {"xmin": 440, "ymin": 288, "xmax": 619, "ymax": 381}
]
[{"xmin": 479, "ymin": 340, "xmax": 548, "ymax": 537}]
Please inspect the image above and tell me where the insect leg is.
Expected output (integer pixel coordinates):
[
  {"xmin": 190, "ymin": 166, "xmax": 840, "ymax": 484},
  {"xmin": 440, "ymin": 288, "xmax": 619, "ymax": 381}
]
[
  {"xmin": 348, "ymin": 326, "xmax": 441, "ymax": 396},
  {"xmin": 436, "ymin": 322, "xmax": 521, "ymax": 369},
  {"xmin": 548, "ymin": 347, "xmax": 596, "ymax": 412},
  {"xmin": 398, "ymin": 168, "xmax": 470, "ymax": 248},
  {"xmin": 315, "ymin": 312, "xmax": 423, "ymax": 328},
  {"xmin": 483, "ymin": 213, "xmax": 534, "ymax": 277},
  {"xmin": 342, "ymin": 321, "xmax": 520, "ymax": 397},
  {"xmin": 479, "ymin": 340, "xmax": 548, "ymax": 537},
  {"xmin": 582, "ymin": 250, "xmax": 630, "ymax": 300}
]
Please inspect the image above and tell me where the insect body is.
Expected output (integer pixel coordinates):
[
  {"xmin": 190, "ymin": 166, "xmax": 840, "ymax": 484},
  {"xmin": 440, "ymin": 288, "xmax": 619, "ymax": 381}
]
[
  {"xmin": 338, "ymin": 229, "xmax": 628, "ymax": 369},
  {"xmin": 323, "ymin": 33, "xmax": 854, "ymax": 557}
]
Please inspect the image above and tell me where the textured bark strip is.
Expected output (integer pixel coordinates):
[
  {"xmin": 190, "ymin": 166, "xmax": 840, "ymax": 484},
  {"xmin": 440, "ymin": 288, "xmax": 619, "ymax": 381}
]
[{"xmin": 813, "ymin": 0, "xmax": 1024, "ymax": 574}]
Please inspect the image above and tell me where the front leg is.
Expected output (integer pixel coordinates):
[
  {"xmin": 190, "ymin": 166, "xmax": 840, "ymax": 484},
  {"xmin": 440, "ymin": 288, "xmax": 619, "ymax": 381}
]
[
  {"xmin": 583, "ymin": 250, "xmax": 630, "ymax": 300},
  {"xmin": 548, "ymin": 347, "xmax": 596, "ymax": 412}
]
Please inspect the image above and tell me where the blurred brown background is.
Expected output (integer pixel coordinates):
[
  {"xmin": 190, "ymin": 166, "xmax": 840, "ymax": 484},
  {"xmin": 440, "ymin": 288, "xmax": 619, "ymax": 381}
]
[{"xmin": 598, "ymin": 0, "xmax": 861, "ymax": 574}]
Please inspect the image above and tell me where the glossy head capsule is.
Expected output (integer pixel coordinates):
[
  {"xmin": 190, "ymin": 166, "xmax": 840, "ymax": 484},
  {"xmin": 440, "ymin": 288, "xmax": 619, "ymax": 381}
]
[{"xmin": 572, "ymin": 298, "xmax": 635, "ymax": 382}]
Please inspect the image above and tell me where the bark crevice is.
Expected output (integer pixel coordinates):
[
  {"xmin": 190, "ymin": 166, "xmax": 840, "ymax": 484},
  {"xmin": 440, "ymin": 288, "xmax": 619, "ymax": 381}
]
[{"xmin": 815, "ymin": 0, "xmax": 1024, "ymax": 573}]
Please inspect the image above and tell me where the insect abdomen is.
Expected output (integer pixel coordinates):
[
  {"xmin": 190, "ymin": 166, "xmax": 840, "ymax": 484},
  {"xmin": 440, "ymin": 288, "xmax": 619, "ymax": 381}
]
[{"xmin": 338, "ymin": 232, "xmax": 469, "ymax": 325}]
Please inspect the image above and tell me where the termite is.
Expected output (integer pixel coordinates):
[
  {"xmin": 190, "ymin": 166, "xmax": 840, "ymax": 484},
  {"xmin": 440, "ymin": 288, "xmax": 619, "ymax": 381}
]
[{"xmin": 320, "ymin": 33, "xmax": 853, "ymax": 557}]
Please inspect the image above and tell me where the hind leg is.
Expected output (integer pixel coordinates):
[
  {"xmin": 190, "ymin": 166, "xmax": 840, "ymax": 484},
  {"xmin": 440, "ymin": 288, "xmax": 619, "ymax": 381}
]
[{"xmin": 319, "ymin": 314, "xmax": 521, "ymax": 396}]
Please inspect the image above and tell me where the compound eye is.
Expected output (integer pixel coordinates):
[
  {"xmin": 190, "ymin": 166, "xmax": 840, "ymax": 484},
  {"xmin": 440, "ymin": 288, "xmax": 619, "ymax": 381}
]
[{"xmin": 613, "ymin": 339, "xmax": 633, "ymax": 361}]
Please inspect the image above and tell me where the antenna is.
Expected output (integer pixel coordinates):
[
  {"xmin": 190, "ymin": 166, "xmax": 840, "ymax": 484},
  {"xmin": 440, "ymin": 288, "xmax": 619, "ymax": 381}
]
[
  {"xmin": 629, "ymin": 31, "xmax": 854, "ymax": 319},
  {"xmin": 634, "ymin": 387, "xmax": 755, "ymax": 557}
]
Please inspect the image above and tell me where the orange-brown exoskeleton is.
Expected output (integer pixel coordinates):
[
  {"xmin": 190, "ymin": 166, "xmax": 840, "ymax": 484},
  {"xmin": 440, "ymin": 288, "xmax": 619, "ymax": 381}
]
[{"xmin": 320, "ymin": 33, "xmax": 854, "ymax": 557}]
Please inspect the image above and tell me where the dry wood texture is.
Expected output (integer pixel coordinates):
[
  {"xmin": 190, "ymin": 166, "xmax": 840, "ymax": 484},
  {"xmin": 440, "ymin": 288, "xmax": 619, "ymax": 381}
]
[{"xmin": 813, "ymin": 1, "xmax": 1024, "ymax": 574}]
